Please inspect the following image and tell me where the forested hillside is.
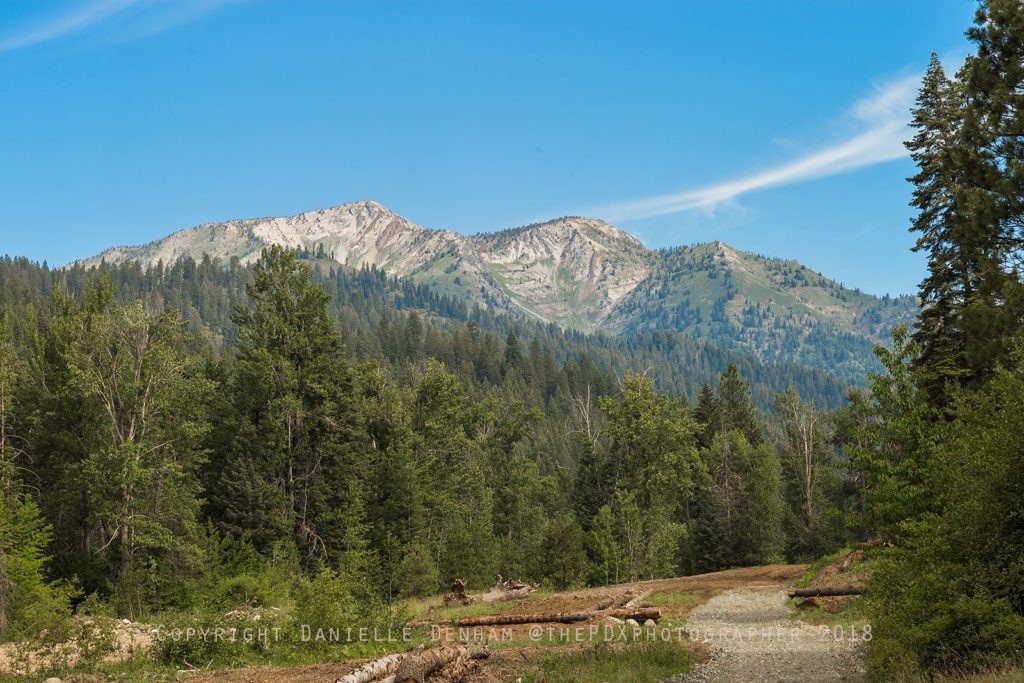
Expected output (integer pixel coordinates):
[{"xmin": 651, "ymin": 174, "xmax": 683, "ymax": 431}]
[
  {"xmin": 611, "ymin": 242, "xmax": 916, "ymax": 381},
  {"xmin": 0, "ymin": 245, "xmax": 863, "ymax": 656},
  {"xmin": 0, "ymin": 253, "xmax": 849, "ymax": 412}
]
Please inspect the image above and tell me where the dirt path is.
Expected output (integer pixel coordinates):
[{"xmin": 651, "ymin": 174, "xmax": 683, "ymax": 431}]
[{"xmin": 674, "ymin": 586, "xmax": 864, "ymax": 683}]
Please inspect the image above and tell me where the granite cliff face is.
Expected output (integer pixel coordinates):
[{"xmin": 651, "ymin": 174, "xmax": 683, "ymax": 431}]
[{"xmin": 78, "ymin": 201, "xmax": 657, "ymax": 330}]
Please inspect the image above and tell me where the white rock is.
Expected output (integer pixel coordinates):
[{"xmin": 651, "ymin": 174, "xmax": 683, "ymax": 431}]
[{"xmin": 644, "ymin": 618, "xmax": 657, "ymax": 627}]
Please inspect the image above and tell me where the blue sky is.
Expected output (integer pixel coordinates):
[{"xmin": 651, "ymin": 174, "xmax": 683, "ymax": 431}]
[{"xmin": 0, "ymin": 0, "xmax": 976, "ymax": 295}]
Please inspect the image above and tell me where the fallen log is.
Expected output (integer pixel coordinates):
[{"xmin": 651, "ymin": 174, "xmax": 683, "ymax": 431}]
[
  {"xmin": 788, "ymin": 585, "xmax": 866, "ymax": 598},
  {"xmin": 455, "ymin": 607, "xmax": 661, "ymax": 628},
  {"xmin": 479, "ymin": 585, "xmax": 535, "ymax": 603},
  {"xmin": 606, "ymin": 607, "xmax": 662, "ymax": 622},
  {"xmin": 393, "ymin": 645, "xmax": 487, "ymax": 683},
  {"xmin": 591, "ymin": 596, "xmax": 614, "ymax": 611},
  {"xmin": 335, "ymin": 652, "xmax": 405, "ymax": 683},
  {"xmin": 623, "ymin": 590, "xmax": 653, "ymax": 609}
]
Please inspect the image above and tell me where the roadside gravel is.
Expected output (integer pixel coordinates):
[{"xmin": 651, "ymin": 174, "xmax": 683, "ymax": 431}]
[{"xmin": 669, "ymin": 587, "xmax": 865, "ymax": 683}]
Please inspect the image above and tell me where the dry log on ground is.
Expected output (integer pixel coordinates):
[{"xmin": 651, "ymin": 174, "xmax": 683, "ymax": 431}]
[
  {"xmin": 623, "ymin": 589, "xmax": 653, "ymax": 609},
  {"xmin": 479, "ymin": 585, "xmax": 535, "ymax": 603},
  {"xmin": 612, "ymin": 590, "xmax": 637, "ymax": 608},
  {"xmin": 788, "ymin": 585, "xmax": 866, "ymax": 598},
  {"xmin": 393, "ymin": 646, "xmax": 488, "ymax": 683},
  {"xmin": 455, "ymin": 607, "xmax": 661, "ymax": 628},
  {"xmin": 606, "ymin": 607, "xmax": 662, "ymax": 622},
  {"xmin": 591, "ymin": 596, "xmax": 614, "ymax": 611},
  {"xmin": 335, "ymin": 652, "xmax": 406, "ymax": 683}
]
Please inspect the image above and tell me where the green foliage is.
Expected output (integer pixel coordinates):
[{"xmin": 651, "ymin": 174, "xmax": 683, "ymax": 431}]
[
  {"xmin": 0, "ymin": 495, "xmax": 74, "ymax": 641},
  {"xmin": 68, "ymin": 303, "xmax": 215, "ymax": 614},
  {"xmin": 857, "ymin": 7, "xmax": 1024, "ymax": 673},
  {"xmin": 394, "ymin": 540, "xmax": 439, "ymax": 598},
  {"xmin": 0, "ymin": 244, "xmax": 866, "ymax": 674},
  {"xmin": 774, "ymin": 387, "xmax": 840, "ymax": 560},
  {"xmin": 540, "ymin": 512, "xmax": 588, "ymax": 590}
]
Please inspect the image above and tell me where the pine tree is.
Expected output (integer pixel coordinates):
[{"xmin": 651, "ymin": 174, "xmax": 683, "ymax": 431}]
[
  {"xmin": 717, "ymin": 364, "xmax": 762, "ymax": 445},
  {"xmin": 218, "ymin": 247, "xmax": 363, "ymax": 564},
  {"xmin": 692, "ymin": 383, "xmax": 720, "ymax": 449},
  {"xmin": 906, "ymin": 54, "xmax": 974, "ymax": 405},
  {"xmin": 503, "ymin": 329, "xmax": 523, "ymax": 375}
]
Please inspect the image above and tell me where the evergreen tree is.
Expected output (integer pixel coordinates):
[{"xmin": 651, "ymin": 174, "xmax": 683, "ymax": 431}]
[
  {"xmin": 906, "ymin": 54, "xmax": 974, "ymax": 405},
  {"xmin": 717, "ymin": 364, "xmax": 763, "ymax": 445},
  {"xmin": 692, "ymin": 382, "xmax": 719, "ymax": 449},
  {"xmin": 216, "ymin": 247, "xmax": 363, "ymax": 565},
  {"xmin": 503, "ymin": 329, "xmax": 523, "ymax": 375}
]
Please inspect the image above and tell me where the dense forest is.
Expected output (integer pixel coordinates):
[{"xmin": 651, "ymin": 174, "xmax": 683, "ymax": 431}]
[
  {"xmin": 0, "ymin": 245, "xmax": 860, "ymax": 628},
  {"xmin": 0, "ymin": 1, "xmax": 1023, "ymax": 681}
]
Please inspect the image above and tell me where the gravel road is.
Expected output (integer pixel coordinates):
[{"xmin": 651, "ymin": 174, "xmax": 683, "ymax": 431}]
[{"xmin": 670, "ymin": 587, "xmax": 865, "ymax": 683}]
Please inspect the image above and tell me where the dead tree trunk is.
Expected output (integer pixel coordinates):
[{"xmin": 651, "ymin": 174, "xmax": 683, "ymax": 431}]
[
  {"xmin": 788, "ymin": 585, "xmax": 866, "ymax": 598},
  {"xmin": 623, "ymin": 590, "xmax": 654, "ymax": 609}
]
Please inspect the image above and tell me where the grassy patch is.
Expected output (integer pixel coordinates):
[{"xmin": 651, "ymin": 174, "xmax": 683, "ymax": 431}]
[
  {"xmin": 897, "ymin": 665, "xmax": 1024, "ymax": 683},
  {"xmin": 520, "ymin": 641, "xmax": 693, "ymax": 683},
  {"xmin": 793, "ymin": 547, "xmax": 852, "ymax": 588},
  {"xmin": 788, "ymin": 595, "xmax": 869, "ymax": 629}
]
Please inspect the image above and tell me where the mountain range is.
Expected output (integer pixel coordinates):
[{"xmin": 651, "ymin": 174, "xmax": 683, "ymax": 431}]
[{"xmin": 76, "ymin": 200, "xmax": 916, "ymax": 381}]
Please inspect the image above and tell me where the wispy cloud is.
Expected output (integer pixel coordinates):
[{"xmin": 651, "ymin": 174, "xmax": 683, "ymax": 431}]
[
  {"xmin": 0, "ymin": 0, "xmax": 237, "ymax": 53},
  {"xmin": 593, "ymin": 73, "xmax": 922, "ymax": 223}
]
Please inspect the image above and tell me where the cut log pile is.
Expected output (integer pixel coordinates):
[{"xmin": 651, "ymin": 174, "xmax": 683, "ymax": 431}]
[
  {"xmin": 442, "ymin": 575, "xmax": 536, "ymax": 607},
  {"xmin": 335, "ymin": 646, "xmax": 487, "ymax": 683},
  {"xmin": 335, "ymin": 652, "xmax": 406, "ymax": 683},
  {"xmin": 393, "ymin": 645, "xmax": 488, "ymax": 683}
]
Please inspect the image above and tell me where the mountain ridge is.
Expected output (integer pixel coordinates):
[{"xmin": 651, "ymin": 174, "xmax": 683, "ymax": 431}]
[{"xmin": 74, "ymin": 199, "xmax": 916, "ymax": 380}]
